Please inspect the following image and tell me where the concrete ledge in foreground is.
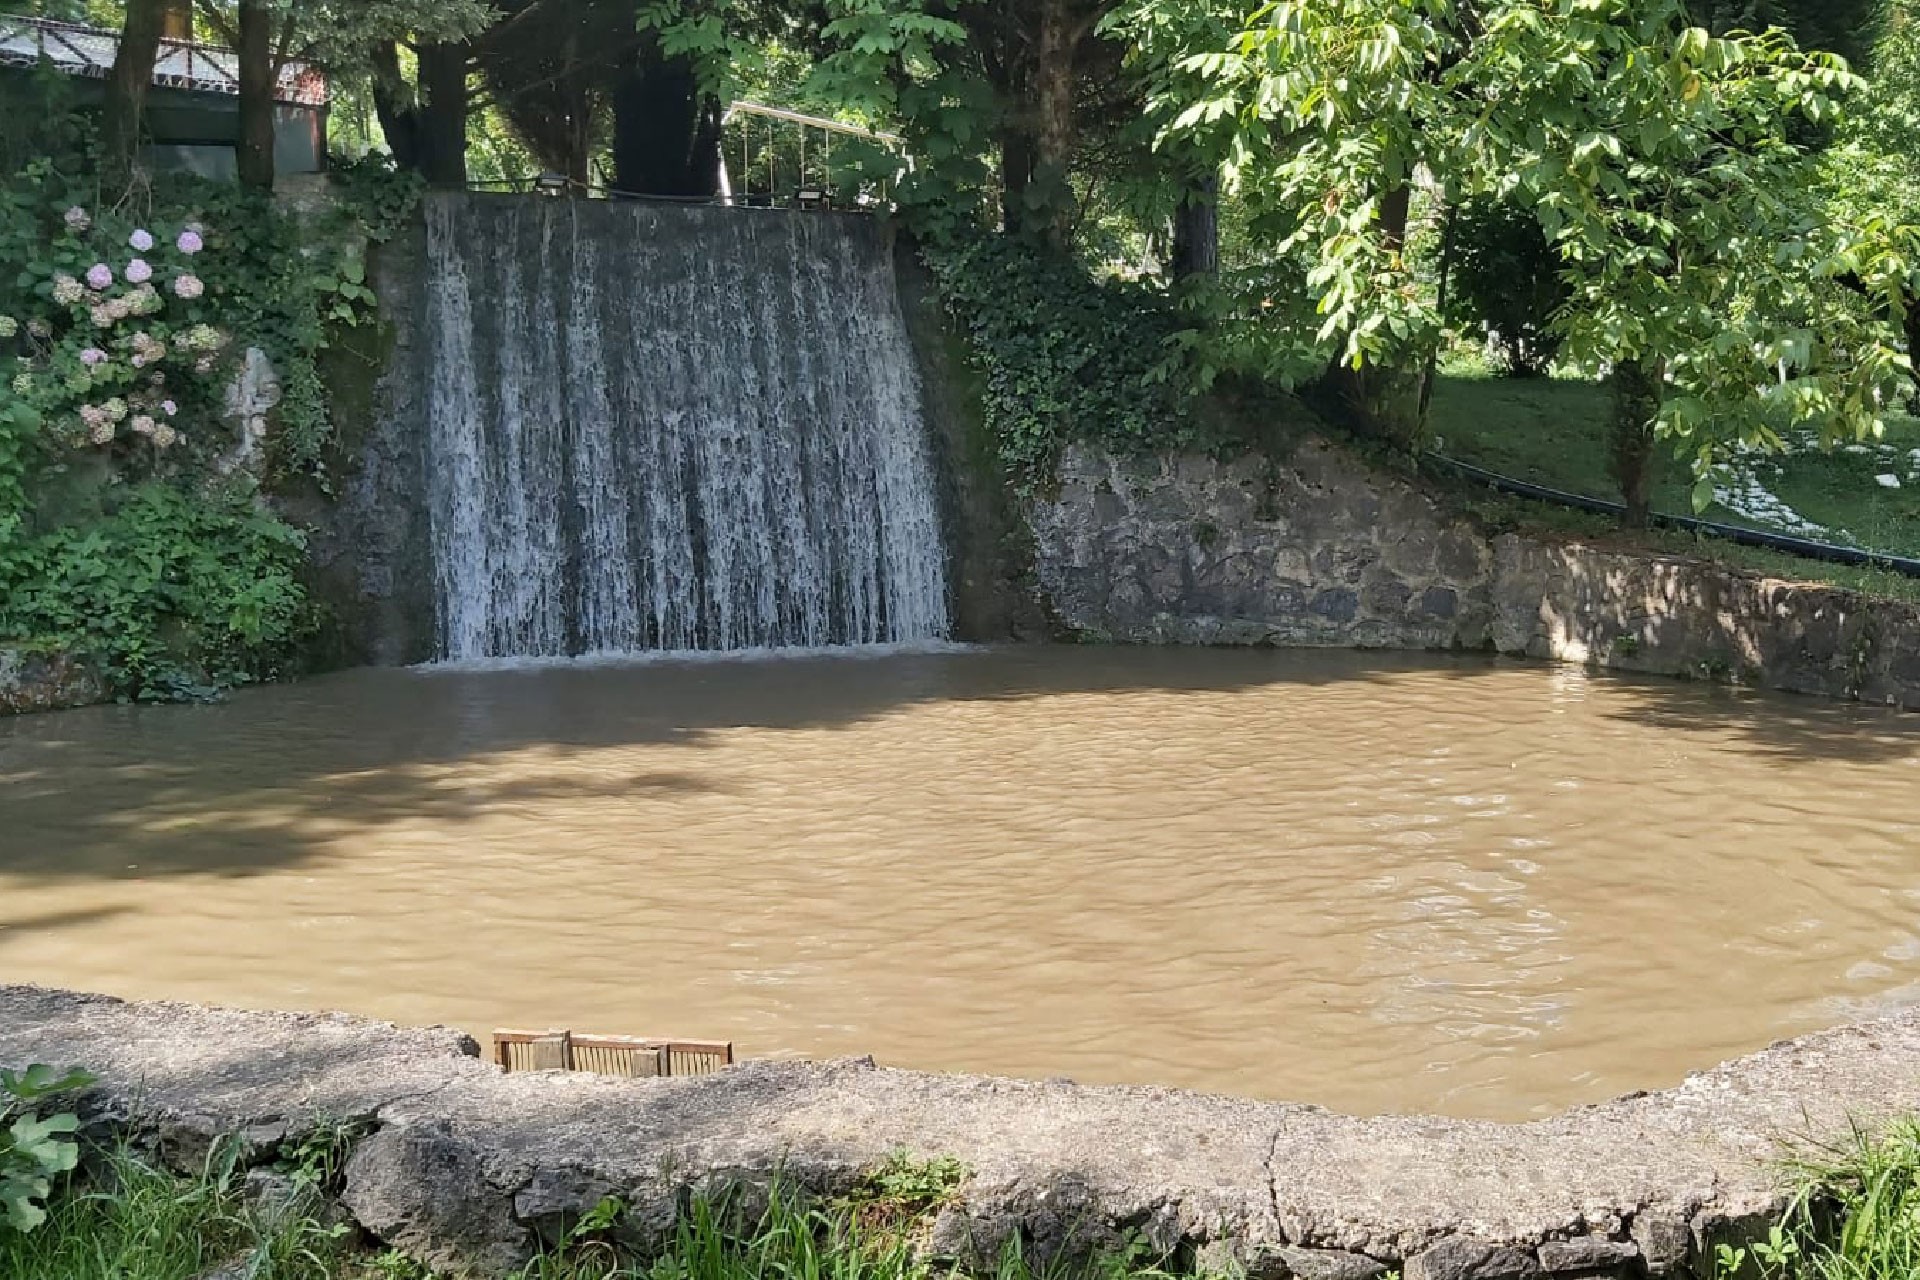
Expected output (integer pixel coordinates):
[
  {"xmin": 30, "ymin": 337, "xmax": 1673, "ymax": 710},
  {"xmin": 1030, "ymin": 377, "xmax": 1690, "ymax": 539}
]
[{"xmin": 2, "ymin": 985, "xmax": 1916, "ymax": 1278}]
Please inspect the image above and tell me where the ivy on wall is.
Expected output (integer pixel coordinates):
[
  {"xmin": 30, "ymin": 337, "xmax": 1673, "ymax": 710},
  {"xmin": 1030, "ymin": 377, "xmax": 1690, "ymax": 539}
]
[{"xmin": 922, "ymin": 234, "xmax": 1213, "ymax": 491}]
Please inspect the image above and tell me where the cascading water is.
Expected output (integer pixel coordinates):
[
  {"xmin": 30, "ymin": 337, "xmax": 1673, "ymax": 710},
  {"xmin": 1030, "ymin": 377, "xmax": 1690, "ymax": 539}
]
[{"xmin": 420, "ymin": 193, "xmax": 950, "ymax": 660}]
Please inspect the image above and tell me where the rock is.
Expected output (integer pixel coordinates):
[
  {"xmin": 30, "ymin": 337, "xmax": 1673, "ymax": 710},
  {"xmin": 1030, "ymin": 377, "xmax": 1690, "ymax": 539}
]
[
  {"xmin": 1405, "ymin": 1238, "xmax": 1543, "ymax": 1280},
  {"xmin": 1036, "ymin": 434, "xmax": 1920, "ymax": 711},
  {"xmin": 341, "ymin": 1121, "xmax": 530, "ymax": 1277},
  {"xmin": 1535, "ymin": 1237, "xmax": 1639, "ymax": 1273},
  {"xmin": 244, "ymin": 1168, "xmax": 312, "ymax": 1222},
  {"xmin": 0, "ymin": 648, "xmax": 105, "ymax": 716},
  {"xmin": 191, "ymin": 1263, "xmax": 250, "ymax": 1280},
  {"xmin": 1875, "ymin": 474, "xmax": 1903, "ymax": 489},
  {"xmin": 1628, "ymin": 1212, "xmax": 1692, "ymax": 1275},
  {"xmin": 218, "ymin": 346, "xmax": 283, "ymax": 478},
  {"xmin": 1274, "ymin": 1244, "xmax": 1389, "ymax": 1280},
  {"xmin": 1195, "ymin": 1238, "xmax": 1253, "ymax": 1278}
]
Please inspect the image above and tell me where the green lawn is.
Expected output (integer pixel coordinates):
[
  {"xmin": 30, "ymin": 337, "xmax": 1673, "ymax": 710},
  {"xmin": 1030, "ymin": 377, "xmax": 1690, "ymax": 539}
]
[
  {"xmin": 1426, "ymin": 368, "xmax": 1920, "ymax": 561},
  {"xmin": 1422, "ymin": 368, "xmax": 1920, "ymax": 602}
]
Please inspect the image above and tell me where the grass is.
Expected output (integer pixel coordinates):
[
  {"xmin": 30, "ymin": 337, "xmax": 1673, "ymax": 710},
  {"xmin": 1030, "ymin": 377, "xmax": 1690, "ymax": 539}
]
[
  {"xmin": 0, "ymin": 1146, "xmax": 358, "ymax": 1280},
  {"xmin": 1725, "ymin": 1119, "xmax": 1920, "ymax": 1280},
  {"xmin": 1423, "ymin": 363, "xmax": 1920, "ymax": 601},
  {"xmin": 0, "ymin": 1150, "xmax": 1197, "ymax": 1280},
  {"xmin": 1427, "ymin": 365, "xmax": 1920, "ymax": 555}
]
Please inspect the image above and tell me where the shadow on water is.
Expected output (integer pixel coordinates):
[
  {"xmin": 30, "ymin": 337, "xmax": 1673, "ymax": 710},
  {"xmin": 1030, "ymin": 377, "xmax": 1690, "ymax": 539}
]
[{"xmin": 0, "ymin": 644, "xmax": 1913, "ymax": 889}]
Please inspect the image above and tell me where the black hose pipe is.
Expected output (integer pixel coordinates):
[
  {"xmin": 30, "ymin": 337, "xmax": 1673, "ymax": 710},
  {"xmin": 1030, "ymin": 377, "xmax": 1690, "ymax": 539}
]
[{"xmin": 1423, "ymin": 453, "xmax": 1920, "ymax": 579}]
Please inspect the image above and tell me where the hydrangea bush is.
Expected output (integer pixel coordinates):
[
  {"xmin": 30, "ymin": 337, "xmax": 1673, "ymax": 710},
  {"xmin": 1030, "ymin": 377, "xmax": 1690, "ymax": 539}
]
[{"xmin": 5, "ymin": 197, "xmax": 225, "ymax": 463}]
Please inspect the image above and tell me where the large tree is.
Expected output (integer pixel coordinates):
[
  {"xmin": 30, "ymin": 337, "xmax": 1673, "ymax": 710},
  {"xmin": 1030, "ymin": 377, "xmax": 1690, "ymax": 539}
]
[
  {"xmin": 811, "ymin": 0, "xmax": 1127, "ymax": 246},
  {"xmin": 1126, "ymin": 0, "xmax": 1907, "ymax": 523},
  {"xmin": 103, "ymin": 0, "xmax": 169, "ymax": 177},
  {"xmin": 195, "ymin": 0, "xmax": 495, "ymax": 190}
]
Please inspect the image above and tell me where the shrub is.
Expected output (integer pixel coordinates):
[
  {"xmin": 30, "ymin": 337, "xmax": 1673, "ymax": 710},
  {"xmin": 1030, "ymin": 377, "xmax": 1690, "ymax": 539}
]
[
  {"xmin": 0, "ymin": 481, "xmax": 314, "ymax": 700},
  {"xmin": 1444, "ymin": 198, "xmax": 1569, "ymax": 379},
  {"xmin": 0, "ymin": 1065, "xmax": 90, "ymax": 1236}
]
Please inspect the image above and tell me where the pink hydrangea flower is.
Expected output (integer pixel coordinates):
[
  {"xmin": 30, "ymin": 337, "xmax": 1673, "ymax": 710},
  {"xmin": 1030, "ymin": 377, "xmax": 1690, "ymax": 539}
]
[
  {"xmin": 64, "ymin": 206, "xmax": 91, "ymax": 232},
  {"xmin": 173, "ymin": 273, "xmax": 204, "ymax": 301},
  {"xmin": 79, "ymin": 348, "xmax": 106, "ymax": 367},
  {"xmin": 124, "ymin": 259, "xmax": 153, "ymax": 285},
  {"xmin": 176, "ymin": 229, "xmax": 204, "ymax": 255},
  {"xmin": 130, "ymin": 229, "xmax": 155, "ymax": 252},
  {"xmin": 130, "ymin": 415, "xmax": 156, "ymax": 436},
  {"xmin": 162, "ymin": 399, "xmax": 178, "ymax": 416},
  {"xmin": 85, "ymin": 263, "xmax": 113, "ymax": 291}
]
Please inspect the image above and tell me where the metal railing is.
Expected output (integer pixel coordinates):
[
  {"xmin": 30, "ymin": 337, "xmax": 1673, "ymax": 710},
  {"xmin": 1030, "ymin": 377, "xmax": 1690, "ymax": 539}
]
[
  {"xmin": 721, "ymin": 100, "xmax": 906, "ymax": 209},
  {"xmin": 0, "ymin": 13, "xmax": 328, "ymax": 108}
]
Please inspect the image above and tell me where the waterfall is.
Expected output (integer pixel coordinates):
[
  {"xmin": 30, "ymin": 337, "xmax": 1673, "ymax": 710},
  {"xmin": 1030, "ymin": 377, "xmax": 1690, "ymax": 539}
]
[{"xmin": 419, "ymin": 193, "xmax": 951, "ymax": 661}]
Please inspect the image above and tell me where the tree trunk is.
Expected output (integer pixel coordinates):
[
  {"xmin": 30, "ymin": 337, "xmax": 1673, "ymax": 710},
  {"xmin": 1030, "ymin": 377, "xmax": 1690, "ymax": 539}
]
[
  {"xmin": 1904, "ymin": 291, "xmax": 1920, "ymax": 405},
  {"xmin": 1000, "ymin": 130, "xmax": 1035, "ymax": 234},
  {"xmin": 1027, "ymin": 0, "xmax": 1079, "ymax": 248},
  {"xmin": 1171, "ymin": 172, "xmax": 1220, "ymax": 280},
  {"xmin": 370, "ymin": 40, "xmax": 423, "ymax": 171},
  {"xmin": 1378, "ymin": 183, "xmax": 1412, "ymax": 252},
  {"xmin": 235, "ymin": 0, "xmax": 277, "ymax": 191},
  {"xmin": 103, "ymin": 0, "xmax": 168, "ymax": 180},
  {"xmin": 1610, "ymin": 358, "xmax": 1663, "ymax": 528},
  {"xmin": 1314, "ymin": 180, "xmax": 1420, "ymax": 446},
  {"xmin": 159, "ymin": 0, "xmax": 192, "ymax": 39},
  {"xmin": 417, "ymin": 42, "xmax": 471, "ymax": 189},
  {"xmin": 611, "ymin": 43, "xmax": 721, "ymax": 198}
]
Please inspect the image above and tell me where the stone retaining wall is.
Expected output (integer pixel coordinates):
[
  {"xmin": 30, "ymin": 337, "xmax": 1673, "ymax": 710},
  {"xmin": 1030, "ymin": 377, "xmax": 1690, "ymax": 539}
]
[
  {"xmin": 1032, "ymin": 443, "xmax": 1920, "ymax": 710},
  {"xmin": 6, "ymin": 985, "xmax": 1920, "ymax": 1279}
]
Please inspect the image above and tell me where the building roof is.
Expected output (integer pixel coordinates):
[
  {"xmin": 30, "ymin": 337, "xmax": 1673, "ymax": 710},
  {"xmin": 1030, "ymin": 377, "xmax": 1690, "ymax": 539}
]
[{"xmin": 0, "ymin": 14, "xmax": 327, "ymax": 109}]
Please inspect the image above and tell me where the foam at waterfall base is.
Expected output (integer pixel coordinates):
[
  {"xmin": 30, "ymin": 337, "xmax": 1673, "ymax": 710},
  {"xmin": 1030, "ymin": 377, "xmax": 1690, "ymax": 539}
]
[{"xmin": 412, "ymin": 639, "xmax": 980, "ymax": 674}]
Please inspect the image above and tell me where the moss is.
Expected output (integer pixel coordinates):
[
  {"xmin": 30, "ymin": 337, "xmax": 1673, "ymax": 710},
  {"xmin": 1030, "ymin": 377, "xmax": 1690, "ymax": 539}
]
[{"xmin": 894, "ymin": 237, "xmax": 1057, "ymax": 640}]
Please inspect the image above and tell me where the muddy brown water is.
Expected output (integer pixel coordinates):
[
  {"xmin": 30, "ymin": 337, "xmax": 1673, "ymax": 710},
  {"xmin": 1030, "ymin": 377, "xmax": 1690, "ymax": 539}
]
[{"xmin": 2, "ymin": 646, "xmax": 1918, "ymax": 1120}]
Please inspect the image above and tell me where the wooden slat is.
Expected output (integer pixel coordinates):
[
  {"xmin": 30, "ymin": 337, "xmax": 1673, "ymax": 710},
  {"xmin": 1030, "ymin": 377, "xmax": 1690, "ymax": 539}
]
[{"xmin": 492, "ymin": 1028, "xmax": 734, "ymax": 1078}]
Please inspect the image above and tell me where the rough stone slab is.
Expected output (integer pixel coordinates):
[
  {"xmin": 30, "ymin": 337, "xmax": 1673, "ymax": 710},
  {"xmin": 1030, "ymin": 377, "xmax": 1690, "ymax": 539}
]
[
  {"xmin": 1536, "ymin": 1238, "xmax": 1640, "ymax": 1272},
  {"xmin": 7, "ymin": 985, "xmax": 1920, "ymax": 1278},
  {"xmin": 1404, "ymin": 1238, "xmax": 1542, "ymax": 1280},
  {"xmin": 1272, "ymin": 1244, "xmax": 1389, "ymax": 1280}
]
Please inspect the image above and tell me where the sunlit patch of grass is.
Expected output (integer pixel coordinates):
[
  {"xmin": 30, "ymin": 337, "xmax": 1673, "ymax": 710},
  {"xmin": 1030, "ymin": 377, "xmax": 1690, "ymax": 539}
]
[
  {"xmin": 1723, "ymin": 1119, "xmax": 1920, "ymax": 1280},
  {"xmin": 0, "ymin": 1145, "xmax": 353, "ymax": 1280},
  {"xmin": 1424, "ymin": 368, "xmax": 1920, "ymax": 598}
]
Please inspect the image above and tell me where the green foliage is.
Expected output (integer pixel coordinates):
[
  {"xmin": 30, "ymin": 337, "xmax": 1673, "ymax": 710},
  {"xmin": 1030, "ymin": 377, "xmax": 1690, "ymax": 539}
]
[
  {"xmin": 0, "ymin": 1065, "xmax": 91, "ymax": 1236},
  {"xmin": 856, "ymin": 1153, "xmax": 967, "ymax": 1212},
  {"xmin": 276, "ymin": 1117, "xmax": 373, "ymax": 1195},
  {"xmin": 0, "ymin": 481, "xmax": 315, "ymax": 700},
  {"xmin": 155, "ymin": 162, "xmax": 417, "ymax": 482},
  {"xmin": 1123, "ymin": 0, "xmax": 1908, "ymax": 482},
  {"xmin": 1703, "ymin": 1119, "xmax": 1920, "ymax": 1280},
  {"xmin": 1443, "ymin": 200, "xmax": 1569, "ymax": 378},
  {"xmin": 924, "ymin": 234, "xmax": 1206, "ymax": 487},
  {"xmin": 807, "ymin": 1, "xmax": 996, "ymax": 240}
]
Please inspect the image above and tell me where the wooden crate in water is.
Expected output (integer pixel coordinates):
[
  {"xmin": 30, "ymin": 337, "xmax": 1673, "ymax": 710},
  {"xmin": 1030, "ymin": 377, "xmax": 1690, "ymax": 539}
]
[{"xmin": 491, "ymin": 1029, "xmax": 734, "ymax": 1078}]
